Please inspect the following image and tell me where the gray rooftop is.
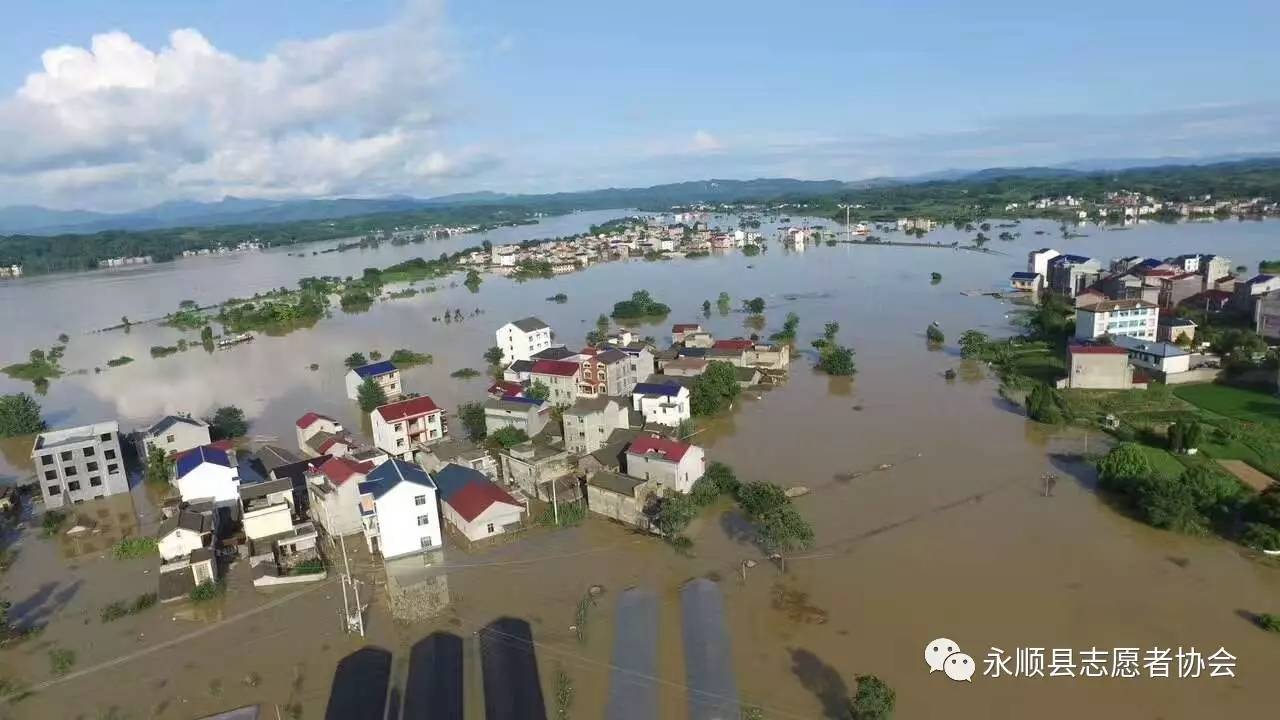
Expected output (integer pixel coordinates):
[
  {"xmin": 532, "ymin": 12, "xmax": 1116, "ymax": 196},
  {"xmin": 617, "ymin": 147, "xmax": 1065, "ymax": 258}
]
[
  {"xmin": 256, "ymin": 445, "xmax": 303, "ymax": 473},
  {"xmin": 158, "ymin": 508, "xmax": 213, "ymax": 538},
  {"xmin": 33, "ymin": 421, "xmax": 118, "ymax": 452},
  {"xmin": 146, "ymin": 414, "xmax": 208, "ymax": 436},
  {"xmin": 589, "ymin": 470, "xmax": 646, "ymax": 496},
  {"xmin": 565, "ymin": 396, "xmax": 618, "ymax": 415},
  {"xmin": 239, "ymin": 477, "xmax": 293, "ymax": 501},
  {"xmin": 512, "ymin": 317, "xmax": 549, "ymax": 332}
]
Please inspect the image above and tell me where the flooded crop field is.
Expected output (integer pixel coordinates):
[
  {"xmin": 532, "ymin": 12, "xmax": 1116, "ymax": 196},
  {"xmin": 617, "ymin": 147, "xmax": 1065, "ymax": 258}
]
[{"xmin": 2, "ymin": 214, "xmax": 1279, "ymax": 718}]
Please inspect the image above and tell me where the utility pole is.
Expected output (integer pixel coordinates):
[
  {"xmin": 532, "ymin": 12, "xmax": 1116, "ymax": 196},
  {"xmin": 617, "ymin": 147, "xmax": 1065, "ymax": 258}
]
[
  {"xmin": 551, "ymin": 475, "xmax": 560, "ymax": 526},
  {"xmin": 338, "ymin": 532, "xmax": 365, "ymax": 637}
]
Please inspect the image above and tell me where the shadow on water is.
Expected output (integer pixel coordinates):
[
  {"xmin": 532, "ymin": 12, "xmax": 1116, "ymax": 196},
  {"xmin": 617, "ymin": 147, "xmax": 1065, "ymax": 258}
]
[
  {"xmin": 10, "ymin": 579, "xmax": 81, "ymax": 629},
  {"xmin": 479, "ymin": 617, "xmax": 547, "ymax": 720},
  {"xmin": 788, "ymin": 648, "xmax": 850, "ymax": 720},
  {"xmin": 324, "ymin": 646, "xmax": 392, "ymax": 720},
  {"xmin": 718, "ymin": 509, "xmax": 756, "ymax": 547},
  {"xmin": 403, "ymin": 632, "xmax": 464, "ymax": 720}
]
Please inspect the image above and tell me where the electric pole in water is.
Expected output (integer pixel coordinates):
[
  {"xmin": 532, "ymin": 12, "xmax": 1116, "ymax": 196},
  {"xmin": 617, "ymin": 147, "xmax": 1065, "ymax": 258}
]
[{"xmin": 338, "ymin": 532, "xmax": 364, "ymax": 637}]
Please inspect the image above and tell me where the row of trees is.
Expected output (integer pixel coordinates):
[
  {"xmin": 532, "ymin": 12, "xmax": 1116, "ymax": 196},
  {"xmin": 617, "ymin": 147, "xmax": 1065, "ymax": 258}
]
[{"xmin": 652, "ymin": 462, "xmax": 816, "ymax": 554}]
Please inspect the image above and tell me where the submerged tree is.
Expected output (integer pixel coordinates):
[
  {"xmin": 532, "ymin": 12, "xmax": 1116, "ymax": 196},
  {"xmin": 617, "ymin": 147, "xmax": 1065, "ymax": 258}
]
[
  {"xmin": 848, "ymin": 674, "xmax": 896, "ymax": 720},
  {"xmin": 357, "ymin": 377, "xmax": 389, "ymax": 413}
]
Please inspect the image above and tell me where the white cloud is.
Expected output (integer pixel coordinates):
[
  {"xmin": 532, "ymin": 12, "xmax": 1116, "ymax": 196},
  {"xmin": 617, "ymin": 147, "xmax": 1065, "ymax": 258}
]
[
  {"xmin": 0, "ymin": 0, "xmax": 495, "ymax": 209},
  {"xmin": 691, "ymin": 130, "xmax": 723, "ymax": 152}
]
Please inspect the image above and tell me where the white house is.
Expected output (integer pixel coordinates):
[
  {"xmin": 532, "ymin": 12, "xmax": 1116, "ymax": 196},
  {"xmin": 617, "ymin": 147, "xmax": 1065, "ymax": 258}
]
[
  {"xmin": 371, "ymin": 396, "xmax": 446, "ymax": 460},
  {"xmin": 1111, "ymin": 335, "xmax": 1193, "ymax": 375},
  {"xmin": 157, "ymin": 508, "xmax": 215, "ymax": 562},
  {"xmin": 496, "ymin": 317, "xmax": 553, "ymax": 364},
  {"xmin": 136, "ymin": 415, "xmax": 212, "ymax": 458},
  {"xmin": 344, "ymin": 361, "xmax": 402, "ymax": 401},
  {"xmin": 295, "ymin": 412, "xmax": 344, "ymax": 456},
  {"xmin": 174, "ymin": 445, "xmax": 241, "ymax": 510},
  {"xmin": 1074, "ymin": 299, "xmax": 1159, "ymax": 342},
  {"xmin": 306, "ymin": 456, "xmax": 374, "ymax": 537},
  {"xmin": 631, "ymin": 382, "xmax": 691, "ymax": 427},
  {"xmin": 1028, "ymin": 248, "xmax": 1061, "ymax": 278},
  {"xmin": 358, "ymin": 459, "xmax": 442, "ymax": 559},
  {"xmin": 624, "ymin": 435, "xmax": 706, "ymax": 495},
  {"xmin": 433, "ymin": 463, "xmax": 526, "ymax": 542}
]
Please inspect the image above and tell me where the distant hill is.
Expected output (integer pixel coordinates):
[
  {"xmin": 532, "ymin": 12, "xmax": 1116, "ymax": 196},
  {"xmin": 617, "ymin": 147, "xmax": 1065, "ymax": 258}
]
[{"xmin": 4, "ymin": 154, "xmax": 1280, "ymax": 235}]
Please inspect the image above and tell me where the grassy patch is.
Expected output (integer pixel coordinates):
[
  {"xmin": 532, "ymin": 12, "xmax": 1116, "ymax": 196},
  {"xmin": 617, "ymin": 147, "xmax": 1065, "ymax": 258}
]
[
  {"xmin": 449, "ymin": 368, "xmax": 481, "ymax": 379},
  {"xmin": 105, "ymin": 356, "xmax": 134, "ymax": 367},
  {"xmin": 189, "ymin": 580, "xmax": 225, "ymax": 604},
  {"xmin": 287, "ymin": 558, "xmax": 325, "ymax": 576},
  {"xmin": 100, "ymin": 593, "xmax": 157, "ymax": 622},
  {"xmin": 110, "ymin": 536, "xmax": 157, "ymax": 560},
  {"xmin": 48, "ymin": 647, "xmax": 75, "ymax": 676},
  {"xmin": 1134, "ymin": 445, "xmax": 1187, "ymax": 480},
  {"xmin": 1174, "ymin": 383, "xmax": 1280, "ymax": 424}
]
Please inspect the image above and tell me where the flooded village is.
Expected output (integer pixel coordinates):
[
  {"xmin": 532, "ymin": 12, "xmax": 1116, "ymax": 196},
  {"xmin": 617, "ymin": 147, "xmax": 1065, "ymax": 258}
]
[{"xmin": 1, "ymin": 209, "xmax": 1280, "ymax": 720}]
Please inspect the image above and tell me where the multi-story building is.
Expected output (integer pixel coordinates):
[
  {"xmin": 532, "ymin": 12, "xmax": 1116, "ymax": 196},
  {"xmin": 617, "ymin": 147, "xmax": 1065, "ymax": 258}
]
[
  {"xmin": 371, "ymin": 396, "xmax": 446, "ymax": 460},
  {"xmin": 1047, "ymin": 254, "xmax": 1103, "ymax": 297},
  {"xmin": 483, "ymin": 396, "xmax": 549, "ymax": 437},
  {"xmin": 1074, "ymin": 299, "xmax": 1159, "ymax": 341},
  {"xmin": 295, "ymin": 412, "xmax": 343, "ymax": 456},
  {"xmin": 174, "ymin": 445, "xmax": 242, "ymax": 510},
  {"xmin": 631, "ymin": 382, "xmax": 691, "ymax": 427},
  {"xmin": 577, "ymin": 347, "xmax": 640, "ymax": 397},
  {"xmin": 496, "ymin": 317, "xmax": 553, "ymax": 364},
  {"xmin": 358, "ymin": 459, "xmax": 441, "ymax": 558},
  {"xmin": 344, "ymin": 361, "xmax": 402, "ymax": 401},
  {"xmin": 31, "ymin": 421, "xmax": 128, "ymax": 508},
  {"xmin": 1255, "ymin": 292, "xmax": 1280, "ymax": 340},
  {"xmin": 1157, "ymin": 272, "xmax": 1204, "ymax": 309},
  {"xmin": 1167, "ymin": 254, "xmax": 1201, "ymax": 274},
  {"xmin": 1027, "ymin": 248, "xmax": 1061, "ymax": 278},
  {"xmin": 623, "ymin": 435, "xmax": 706, "ymax": 495},
  {"xmin": 1199, "ymin": 254, "xmax": 1233, "ymax": 284},
  {"xmin": 563, "ymin": 397, "xmax": 630, "ymax": 454},
  {"xmin": 529, "ymin": 360, "xmax": 581, "ymax": 406},
  {"xmin": 1065, "ymin": 345, "xmax": 1133, "ymax": 390},
  {"xmin": 306, "ymin": 456, "xmax": 374, "ymax": 538},
  {"xmin": 136, "ymin": 415, "xmax": 212, "ymax": 459}
]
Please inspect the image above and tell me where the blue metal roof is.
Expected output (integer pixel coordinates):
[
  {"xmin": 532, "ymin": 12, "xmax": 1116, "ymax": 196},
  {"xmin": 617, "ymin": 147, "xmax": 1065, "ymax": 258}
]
[
  {"xmin": 678, "ymin": 347, "xmax": 708, "ymax": 358},
  {"xmin": 498, "ymin": 395, "xmax": 543, "ymax": 406},
  {"xmin": 353, "ymin": 361, "xmax": 397, "ymax": 378},
  {"xmin": 432, "ymin": 463, "xmax": 488, "ymax": 502},
  {"xmin": 1010, "ymin": 271, "xmax": 1039, "ymax": 280},
  {"xmin": 633, "ymin": 382, "xmax": 682, "ymax": 397},
  {"xmin": 361, "ymin": 458, "xmax": 434, "ymax": 499},
  {"xmin": 175, "ymin": 446, "xmax": 232, "ymax": 479}
]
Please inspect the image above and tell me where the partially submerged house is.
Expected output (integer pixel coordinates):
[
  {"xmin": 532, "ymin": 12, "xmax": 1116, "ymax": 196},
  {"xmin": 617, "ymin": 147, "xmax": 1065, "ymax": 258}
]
[
  {"xmin": 358, "ymin": 459, "xmax": 442, "ymax": 558},
  {"xmin": 624, "ymin": 435, "xmax": 706, "ymax": 495},
  {"xmin": 500, "ymin": 440, "xmax": 577, "ymax": 503},
  {"xmin": 157, "ymin": 503, "xmax": 219, "ymax": 602},
  {"xmin": 586, "ymin": 471, "xmax": 656, "ymax": 530},
  {"xmin": 295, "ymin": 412, "xmax": 344, "ymax": 457},
  {"xmin": 563, "ymin": 397, "xmax": 630, "ymax": 455},
  {"xmin": 174, "ymin": 445, "xmax": 241, "ymax": 512},
  {"xmin": 371, "ymin": 396, "xmax": 446, "ymax": 460},
  {"xmin": 136, "ymin": 415, "xmax": 212, "ymax": 458},
  {"xmin": 416, "ymin": 438, "xmax": 499, "ymax": 479},
  {"xmin": 344, "ymin": 361, "xmax": 402, "ymax": 401},
  {"xmin": 433, "ymin": 463, "xmax": 526, "ymax": 543}
]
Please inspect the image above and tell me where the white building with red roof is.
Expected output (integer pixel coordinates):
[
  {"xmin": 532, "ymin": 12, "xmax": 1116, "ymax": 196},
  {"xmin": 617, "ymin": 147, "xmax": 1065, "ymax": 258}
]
[
  {"xmin": 295, "ymin": 412, "xmax": 343, "ymax": 456},
  {"xmin": 433, "ymin": 463, "xmax": 526, "ymax": 542},
  {"xmin": 371, "ymin": 396, "xmax": 446, "ymax": 461},
  {"xmin": 624, "ymin": 434, "xmax": 705, "ymax": 495},
  {"xmin": 306, "ymin": 456, "xmax": 375, "ymax": 537},
  {"xmin": 528, "ymin": 359, "xmax": 581, "ymax": 406}
]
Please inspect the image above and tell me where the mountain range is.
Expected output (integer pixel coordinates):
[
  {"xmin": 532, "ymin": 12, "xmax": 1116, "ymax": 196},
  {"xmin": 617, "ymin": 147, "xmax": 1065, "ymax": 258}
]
[{"xmin": 3, "ymin": 154, "xmax": 1278, "ymax": 236}]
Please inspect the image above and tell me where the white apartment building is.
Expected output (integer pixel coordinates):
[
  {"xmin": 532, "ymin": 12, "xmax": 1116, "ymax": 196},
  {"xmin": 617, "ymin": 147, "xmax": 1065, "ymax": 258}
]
[
  {"xmin": 344, "ymin": 361, "xmax": 402, "ymax": 401},
  {"xmin": 631, "ymin": 382, "xmax": 691, "ymax": 427},
  {"xmin": 358, "ymin": 459, "xmax": 442, "ymax": 558},
  {"xmin": 1027, "ymin": 248, "xmax": 1061, "ymax": 278},
  {"xmin": 371, "ymin": 396, "xmax": 446, "ymax": 460},
  {"xmin": 1074, "ymin": 299, "xmax": 1159, "ymax": 342},
  {"xmin": 31, "ymin": 421, "xmax": 128, "ymax": 509},
  {"xmin": 496, "ymin": 317, "xmax": 553, "ymax": 364}
]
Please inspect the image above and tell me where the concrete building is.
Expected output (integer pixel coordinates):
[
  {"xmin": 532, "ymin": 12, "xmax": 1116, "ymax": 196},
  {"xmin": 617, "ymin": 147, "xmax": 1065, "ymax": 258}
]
[
  {"xmin": 624, "ymin": 435, "xmax": 706, "ymax": 495},
  {"xmin": 1256, "ymin": 292, "xmax": 1280, "ymax": 340},
  {"xmin": 577, "ymin": 347, "xmax": 641, "ymax": 397},
  {"xmin": 671, "ymin": 323, "xmax": 703, "ymax": 345},
  {"xmin": 1158, "ymin": 315, "xmax": 1197, "ymax": 344},
  {"xmin": 306, "ymin": 456, "xmax": 374, "ymax": 538},
  {"xmin": 1235, "ymin": 274, "xmax": 1280, "ymax": 314},
  {"xmin": 563, "ymin": 397, "xmax": 629, "ymax": 454},
  {"xmin": 662, "ymin": 357, "xmax": 709, "ymax": 377},
  {"xmin": 1112, "ymin": 335, "xmax": 1192, "ymax": 376},
  {"xmin": 1065, "ymin": 345, "xmax": 1133, "ymax": 390},
  {"xmin": 528, "ymin": 359, "xmax": 581, "ymax": 407},
  {"xmin": 1010, "ymin": 272, "xmax": 1043, "ymax": 294},
  {"xmin": 1157, "ymin": 272, "xmax": 1204, "ymax": 309},
  {"xmin": 433, "ymin": 464, "xmax": 526, "ymax": 543},
  {"xmin": 744, "ymin": 343, "xmax": 791, "ymax": 371},
  {"xmin": 174, "ymin": 445, "xmax": 242, "ymax": 510},
  {"xmin": 136, "ymin": 415, "xmax": 212, "ymax": 458},
  {"xmin": 359, "ymin": 459, "xmax": 441, "ymax": 558},
  {"xmin": 416, "ymin": 439, "xmax": 498, "ymax": 480},
  {"xmin": 371, "ymin": 396, "xmax": 445, "ymax": 460},
  {"xmin": 631, "ymin": 382, "xmax": 691, "ymax": 427},
  {"xmin": 31, "ymin": 421, "xmax": 128, "ymax": 509},
  {"xmin": 156, "ymin": 504, "xmax": 218, "ymax": 602},
  {"xmin": 586, "ymin": 471, "xmax": 656, "ymax": 530},
  {"xmin": 499, "ymin": 441, "xmax": 575, "ymax": 502},
  {"xmin": 295, "ymin": 412, "xmax": 343, "ymax": 456},
  {"xmin": 1199, "ymin": 254, "xmax": 1233, "ymax": 284},
  {"xmin": 1027, "ymin": 248, "xmax": 1061, "ymax": 278},
  {"xmin": 1168, "ymin": 254, "xmax": 1201, "ymax": 274},
  {"xmin": 496, "ymin": 317, "xmax": 553, "ymax": 364},
  {"xmin": 483, "ymin": 396, "xmax": 548, "ymax": 438},
  {"xmin": 344, "ymin": 361, "xmax": 402, "ymax": 401},
  {"xmin": 1047, "ymin": 254, "xmax": 1103, "ymax": 297},
  {"xmin": 1074, "ymin": 299, "xmax": 1159, "ymax": 342}
]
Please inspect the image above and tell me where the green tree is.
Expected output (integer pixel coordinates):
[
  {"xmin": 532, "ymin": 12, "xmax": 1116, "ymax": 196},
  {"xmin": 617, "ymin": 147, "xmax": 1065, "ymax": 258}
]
[
  {"xmin": 1097, "ymin": 443, "xmax": 1154, "ymax": 493},
  {"xmin": 676, "ymin": 417, "xmax": 696, "ymax": 440},
  {"xmin": 527, "ymin": 381, "xmax": 551, "ymax": 403},
  {"xmin": 848, "ymin": 674, "xmax": 896, "ymax": 720},
  {"xmin": 457, "ymin": 402, "xmax": 487, "ymax": 441},
  {"xmin": 716, "ymin": 292, "xmax": 731, "ymax": 314},
  {"xmin": 0, "ymin": 393, "xmax": 45, "ymax": 438},
  {"xmin": 200, "ymin": 325, "xmax": 214, "ymax": 347},
  {"xmin": 56, "ymin": 333, "xmax": 69, "ymax": 344},
  {"xmin": 344, "ymin": 352, "xmax": 368, "ymax": 369},
  {"xmin": 653, "ymin": 494, "xmax": 699, "ymax": 537},
  {"xmin": 489, "ymin": 426, "xmax": 530, "ymax": 449},
  {"xmin": 958, "ymin": 330, "xmax": 990, "ymax": 358},
  {"xmin": 1131, "ymin": 474, "xmax": 1206, "ymax": 533},
  {"xmin": 704, "ymin": 462, "xmax": 741, "ymax": 497},
  {"xmin": 743, "ymin": 297, "xmax": 766, "ymax": 314},
  {"xmin": 690, "ymin": 361, "xmax": 741, "ymax": 416},
  {"xmin": 205, "ymin": 406, "xmax": 248, "ymax": 440},
  {"xmin": 736, "ymin": 481, "xmax": 789, "ymax": 519},
  {"xmin": 357, "ymin": 377, "xmax": 389, "ymax": 413},
  {"xmin": 483, "ymin": 346, "xmax": 505, "ymax": 366},
  {"xmin": 1025, "ymin": 384, "xmax": 1068, "ymax": 424},
  {"xmin": 144, "ymin": 447, "xmax": 171, "ymax": 485},
  {"xmin": 1244, "ymin": 485, "xmax": 1280, "ymax": 528},
  {"xmin": 464, "ymin": 269, "xmax": 482, "ymax": 292},
  {"xmin": 822, "ymin": 322, "xmax": 840, "ymax": 341},
  {"xmin": 702, "ymin": 300, "xmax": 712, "ymax": 316},
  {"xmin": 925, "ymin": 324, "xmax": 944, "ymax": 344},
  {"xmin": 755, "ymin": 505, "xmax": 815, "ymax": 551},
  {"xmin": 817, "ymin": 344, "xmax": 856, "ymax": 376}
]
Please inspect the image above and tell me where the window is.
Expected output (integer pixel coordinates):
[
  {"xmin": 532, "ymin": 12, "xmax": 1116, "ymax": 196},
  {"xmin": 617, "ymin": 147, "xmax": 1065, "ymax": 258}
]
[
  {"xmin": 486, "ymin": 523, "xmax": 495, "ymax": 534},
  {"xmin": 394, "ymin": 423, "xmax": 403, "ymax": 432},
  {"xmin": 165, "ymin": 434, "xmax": 175, "ymax": 443},
  {"xmin": 417, "ymin": 515, "xmax": 430, "ymax": 526},
  {"xmin": 41, "ymin": 455, "xmax": 54, "ymax": 466},
  {"xmin": 396, "ymin": 438, "xmax": 405, "ymax": 448},
  {"xmin": 67, "ymin": 481, "xmax": 81, "ymax": 492},
  {"xmin": 420, "ymin": 536, "xmax": 433, "ymax": 549},
  {"xmin": 100, "ymin": 433, "xmax": 112, "ymax": 442},
  {"xmin": 89, "ymin": 476, "xmax": 102, "ymax": 487},
  {"xmin": 44, "ymin": 470, "xmax": 57, "ymax": 481},
  {"xmin": 82, "ymin": 446, "xmax": 95, "ymax": 457},
  {"xmin": 104, "ymin": 449, "xmax": 116, "ymax": 460},
  {"xmin": 414, "ymin": 495, "xmax": 426, "ymax": 506},
  {"xmin": 64, "ymin": 466, "xmax": 77, "ymax": 477},
  {"xmin": 47, "ymin": 485, "xmax": 60, "ymax": 495},
  {"xmin": 107, "ymin": 463, "xmax": 118, "ymax": 474},
  {"xmin": 86, "ymin": 461, "xmax": 98, "ymax": 472},
  {"xmin": 60, "ymin": 451, "xmax": 72, "ymax": 462}
]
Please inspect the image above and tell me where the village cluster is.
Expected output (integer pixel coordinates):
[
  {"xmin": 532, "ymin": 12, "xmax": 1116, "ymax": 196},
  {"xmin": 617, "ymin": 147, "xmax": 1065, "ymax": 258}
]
[
  {"xmin": 1010, "ymin": 248, "xmax": 1280, "ymax": 389},
  {"xmin": 26, "ymin": 314, "xmax": 790, "ymax": 605},
  {"xmin": 1004, "ymin": 191, "xmax": 1278, "ymax": 222}
]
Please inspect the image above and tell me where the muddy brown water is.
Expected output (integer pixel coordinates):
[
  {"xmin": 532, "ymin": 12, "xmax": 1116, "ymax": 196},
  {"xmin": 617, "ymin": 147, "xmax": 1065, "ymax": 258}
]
[{"xmin": 1, "ymin": 216, "xmax": 1279, "ymax": 718}]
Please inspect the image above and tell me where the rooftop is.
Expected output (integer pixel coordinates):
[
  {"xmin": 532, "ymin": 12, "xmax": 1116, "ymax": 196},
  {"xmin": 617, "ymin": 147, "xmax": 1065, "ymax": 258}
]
[
  {"xmin": 1076, "ymin": 299, "xmax": 1158, "ymax": 313},
  {"xmin": 633, "ymin": 382, "xmax": 684, "ymax": 397},
  {"xmin": 712, "ymin": 338, "xmax": 755, "ymax": 351},
  {"xmin": 375, "ymin": 396, "xmax": 442, "ymax": 422},
  {"xmin": 1111, "ymin": 335, "xmax": 1190, "ymax": 358},
  {"xmin": 530, "ymin": 346, "xmax": 578, "ymax": 361},
  {"xmin": 360, "ymin": 459, "xmax": 436, "ymax": 499},
  {"xmin": 145, "ymin": 415, "xmax": 208, "ymax": 436},
  {"xmin": 434, "ymin": 463, "xmax": 522, "ymax": 522},
  {"xmin": 238, "ymin": 476, "xmax": 293, "ymax": 501},
  {"xmin": 507, "ymin": 359, "xmax": 534, "ymax": 374},
  {"xmin": 485, "ymin": 396, "xmax": 544, "ymax": 413},
  {"xmin": 510, "ymin": 317, "xmax": 550, "ymax": 332},
  {"xmin": 672, "ymin": 323, "xmax": 702, "ymax": 332},
  {"xmin": 530, "ymin": 359, "xmax": 580, "ymax": 377},
  {"xmin": 351, "ymin": 360, "xmax": 398, "ymax": 379},
  {"xmin": 256, "ymin": 445, "xmax": 302, "ymax": 473},
  {"xmin": 626, "ymin": 434, "xmax": 692, "ymax": 463},
  {"xmin": 1010, "ymin": 271, "xmax": 1040, "ymax": 280},
  {"xmin": 158, "ymin": 508, "xmax": 212, "ymax": 537},
  {"xmin": 588, "ymin": 470, "xmax": 647, "ymax": 496},
  {"xmin": 1068, "ymin": 344, "xmax": 1129, "ymax": 355},
  {"xmin": 316, "ymin": 456, "xmax": 374, "ymax": 486},
  {"xmin": 33, "ymin": 421, "xmax": 119, "ymax": 451},
  {"xmin": 295, "ymin": 412, "xmax": 337, "ymax": 430},
  {"xmin": 175, "ymin": 445, "xmax": 234, "ymax": 478}
]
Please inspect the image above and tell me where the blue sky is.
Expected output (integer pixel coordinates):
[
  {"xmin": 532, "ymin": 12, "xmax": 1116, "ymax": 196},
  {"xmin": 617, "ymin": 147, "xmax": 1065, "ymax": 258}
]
[{"xmin": 0, "ymin": 0, "xmax": 1277, "ymax": 209}]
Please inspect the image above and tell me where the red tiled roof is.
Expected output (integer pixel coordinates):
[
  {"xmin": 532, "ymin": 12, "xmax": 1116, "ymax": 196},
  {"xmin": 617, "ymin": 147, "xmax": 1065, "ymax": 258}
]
[
  {"xmin": 712, "ymin": 338, "xmax": 753, "ymax": 351},
  {"xmin": 626, "ymin": 434, "xmax": 692, "ymax": 463},
  {"xmin": 488, "ymin": 381, "xmax": 524, "ymax": 397},
  {"xmin": 317, "ymin": 435, "xmax": 350, "ymax": 454},
  {"xmin": 672, "ymin": 323, "xmax": 700, "ymax": 332},
  {"xmin": 375, "ymin": 396, "xmax": 442, "ymax": 422},
  {"xmin": 530, "ymin": 359, "xmax": 580, "ymax": 377},
  {"xmin": 319, "ymin": 456, "xmax": 374, "ymax": 486},
  {"xmin": 295, "ymin": 412, "xmax": 333, "ymax": 429},
  {"xmin": 445, "ymin": 480, "xmax": 522, "ymax": 522},
  {"xmin": 1069, "ymin": 344, "xmax": 1128, "ymax": 355}
]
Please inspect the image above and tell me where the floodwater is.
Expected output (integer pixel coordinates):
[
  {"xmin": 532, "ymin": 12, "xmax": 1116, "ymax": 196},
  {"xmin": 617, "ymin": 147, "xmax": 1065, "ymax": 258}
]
[{"xmin": 2, "ymin": 215, "xmax": 1280, "ymax": 718}]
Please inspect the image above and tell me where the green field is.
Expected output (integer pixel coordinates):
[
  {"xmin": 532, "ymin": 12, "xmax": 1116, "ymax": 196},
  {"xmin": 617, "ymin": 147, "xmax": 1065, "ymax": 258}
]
[
  {"xmin": 1173, "ymin": 383, "xmax": 1280, "ymax": 424},
  {"xmin": 1134, "ymin": 445, "xmax": 1188, "ymax": 480}
]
